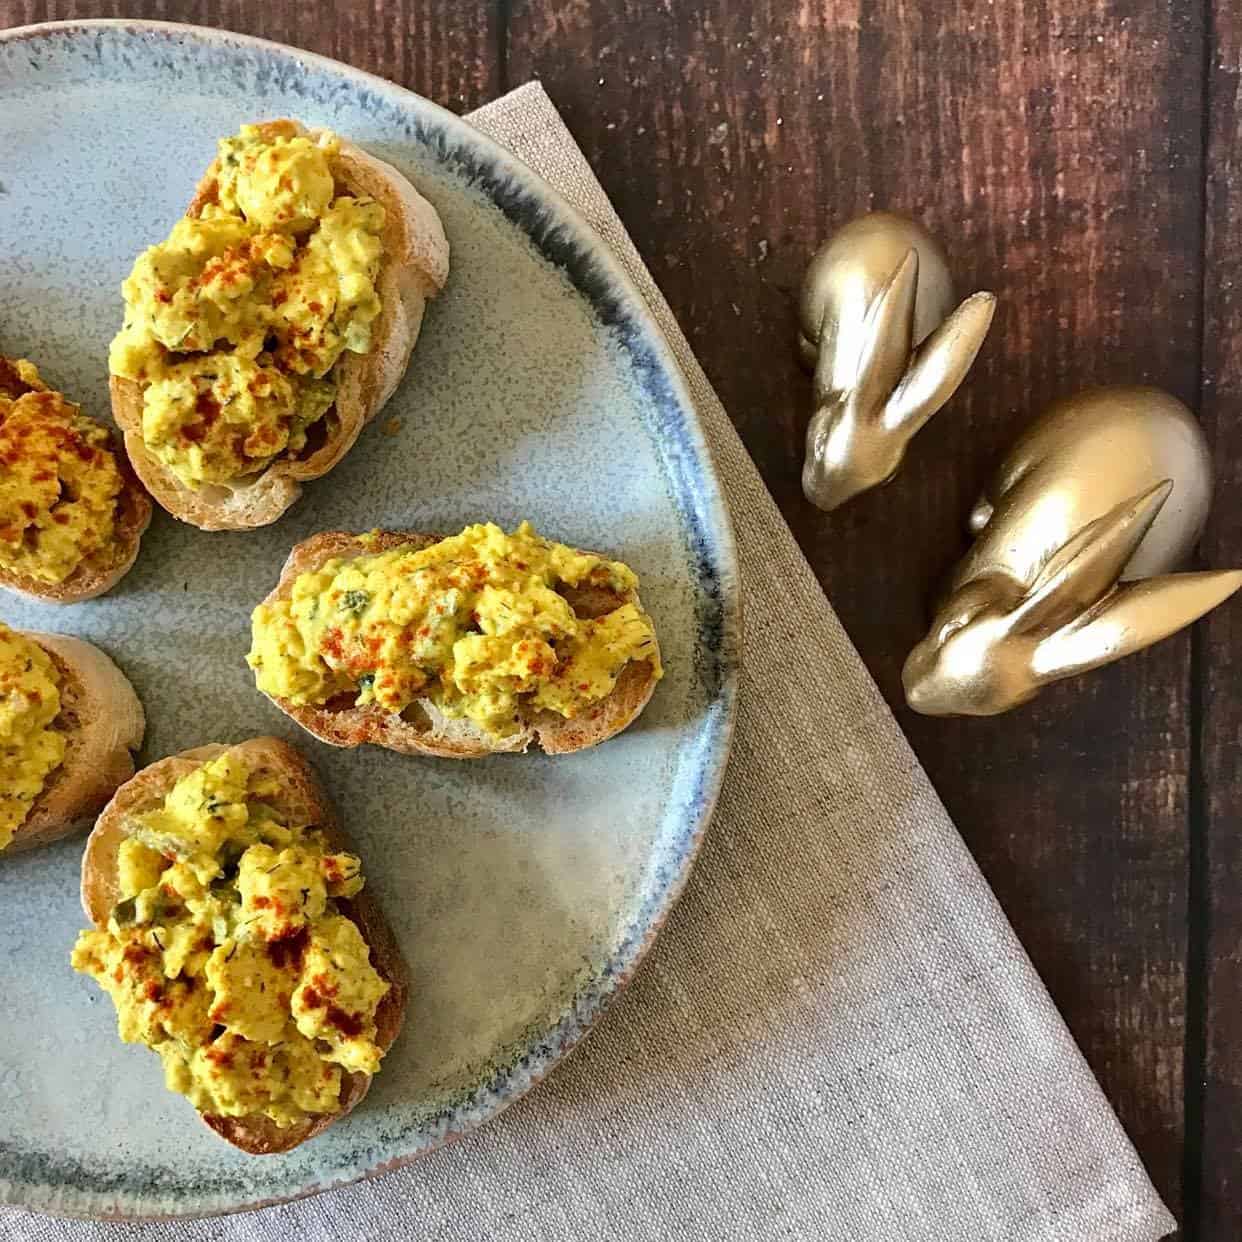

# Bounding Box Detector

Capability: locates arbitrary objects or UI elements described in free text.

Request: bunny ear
[1006,480,1173,635]
[1032,570,1242,682]
[842,248,919,414]
[882,291,996,437]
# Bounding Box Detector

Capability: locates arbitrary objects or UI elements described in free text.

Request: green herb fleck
[112,896,139,926]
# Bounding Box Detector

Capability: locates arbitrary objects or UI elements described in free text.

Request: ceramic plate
[0,20,738,1219]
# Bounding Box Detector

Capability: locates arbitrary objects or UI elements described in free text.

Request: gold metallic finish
[903,386,1242,716]
[798,211,995,512]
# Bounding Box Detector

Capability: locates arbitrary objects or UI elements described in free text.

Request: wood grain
[1198,2,1242,1238]
[0,0,499,110]
[507,0,1202,1220]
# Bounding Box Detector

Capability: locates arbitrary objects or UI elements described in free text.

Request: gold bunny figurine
[798,212,996,511]
[903,387,1242,716]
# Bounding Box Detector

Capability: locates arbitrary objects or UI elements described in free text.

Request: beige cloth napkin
[9,83,1175,1242]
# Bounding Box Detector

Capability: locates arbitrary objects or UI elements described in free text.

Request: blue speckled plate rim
[0,17,742,1221]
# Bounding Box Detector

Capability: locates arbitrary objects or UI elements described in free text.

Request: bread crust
[0,364,153,604]
[5,632,145,854]
[79,736,409,1155]
[111,120,449,531]
[255,531,661,758]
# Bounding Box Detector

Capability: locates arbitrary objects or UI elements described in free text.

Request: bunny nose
[803,463,870,513]
[900,650,935,713]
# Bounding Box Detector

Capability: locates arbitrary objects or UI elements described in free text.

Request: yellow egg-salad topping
[248,521,663,739]
[71,751,390,1127]
[0,623,66,851]
[0,360,125,584]
[108,121,386,489]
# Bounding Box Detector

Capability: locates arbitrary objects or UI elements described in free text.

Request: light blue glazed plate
[0,20,738,1220]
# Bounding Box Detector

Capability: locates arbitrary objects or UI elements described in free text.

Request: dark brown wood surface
[0,2,1234,1237]
[1200,2,1242,1238]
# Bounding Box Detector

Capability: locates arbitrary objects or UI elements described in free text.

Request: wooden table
[4,2,1237,1237]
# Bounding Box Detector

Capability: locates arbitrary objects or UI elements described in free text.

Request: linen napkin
[8,82,1176,1242]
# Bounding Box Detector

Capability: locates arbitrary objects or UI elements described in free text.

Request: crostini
[247,522,664,757]
[109,119,449,531]
[71,737,407,1153]
[0,623,144,854]
[0,357,152,603]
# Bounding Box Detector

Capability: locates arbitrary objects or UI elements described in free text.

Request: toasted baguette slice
[111,120,450,532]
[6,632,145,854]
[256,531,661,758]
[0,359,153,603]
[80,736,409,1154]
